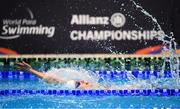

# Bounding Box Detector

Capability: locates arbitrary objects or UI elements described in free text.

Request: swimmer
[15,61,107,90]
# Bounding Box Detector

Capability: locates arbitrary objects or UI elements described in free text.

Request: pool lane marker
[0,70,178,79]
[0,89,180,96]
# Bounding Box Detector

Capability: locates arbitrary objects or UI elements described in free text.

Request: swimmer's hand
[15,61,32,71]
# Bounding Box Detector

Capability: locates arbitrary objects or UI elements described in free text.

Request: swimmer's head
[75,80,92,89]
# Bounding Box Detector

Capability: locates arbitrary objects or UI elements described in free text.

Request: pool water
[0,70,180,108]
[1,94,180,108]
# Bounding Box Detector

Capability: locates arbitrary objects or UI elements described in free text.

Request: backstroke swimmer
[15,61,108,90]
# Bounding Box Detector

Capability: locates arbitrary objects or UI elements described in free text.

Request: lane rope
[0,89,179,96]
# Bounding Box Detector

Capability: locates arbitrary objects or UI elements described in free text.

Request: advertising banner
[0,0,179,54]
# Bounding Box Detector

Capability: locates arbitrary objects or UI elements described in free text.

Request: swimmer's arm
[28,68,66,83]
[27,68,66,83]
[27,68,46,79]
[15,61,66,83]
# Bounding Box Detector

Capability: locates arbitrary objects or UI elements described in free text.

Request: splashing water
[45,0,179,89]
[46,67,98,83]
[129,0,179,86]
[44,67,180,89]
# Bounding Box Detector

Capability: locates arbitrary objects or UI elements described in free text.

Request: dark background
[0,0,179,54]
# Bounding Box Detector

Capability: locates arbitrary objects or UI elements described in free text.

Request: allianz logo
[71,13,126,28]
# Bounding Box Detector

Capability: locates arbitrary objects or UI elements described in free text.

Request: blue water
[0,94,180,108]
[0,71,180,108]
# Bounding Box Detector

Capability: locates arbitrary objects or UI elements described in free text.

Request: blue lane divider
[0,70,179,79]
[0,89,179,96]
[96,70,177,79]
[0,71,37,80]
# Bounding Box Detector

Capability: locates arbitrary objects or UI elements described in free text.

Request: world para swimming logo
[0,8,55,40]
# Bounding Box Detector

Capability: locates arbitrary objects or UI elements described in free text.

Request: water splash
[43,67,180,89]
[130,0,179,86]
[106,0,178,88]
[94,0,180,87]
[43,0,179,89]
[45,67,99,87]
